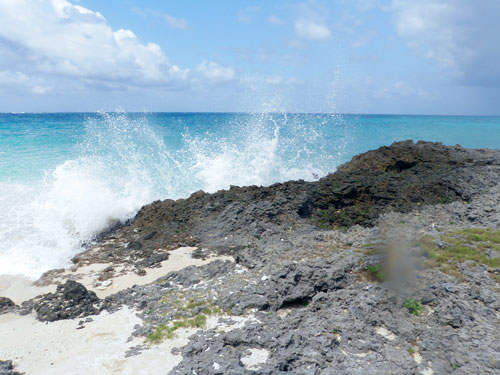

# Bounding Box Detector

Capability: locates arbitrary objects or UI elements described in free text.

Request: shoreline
[0,247,239,375]
[0,246,233,304]
[0,308,257,375]
[1,140,500,374]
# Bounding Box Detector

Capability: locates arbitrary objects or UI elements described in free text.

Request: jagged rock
[0,297,16,314]
[22,280,101,322]
[300,140,500,227]
[9,141,500,374]
[221,258,355,314]
[0,360,22,375]
[73,141,500,269]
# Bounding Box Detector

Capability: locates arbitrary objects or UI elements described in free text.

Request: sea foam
[0,111,341,278]
[0,113,166,278]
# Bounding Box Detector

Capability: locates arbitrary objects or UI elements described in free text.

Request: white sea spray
[0,111,343,278]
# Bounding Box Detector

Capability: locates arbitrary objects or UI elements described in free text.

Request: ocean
[1,112,499,279]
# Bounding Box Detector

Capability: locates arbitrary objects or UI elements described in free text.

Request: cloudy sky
[0,0,499,115]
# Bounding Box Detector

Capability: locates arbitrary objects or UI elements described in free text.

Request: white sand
[0,247,246,375]
[0,246,233,303]
[1,308,143,375]
[0,308,258,375]
[89,247,233,298]
[375,326,396,341]
[0,247,246,374]
[241,348,270,370]
[0,274,54,305]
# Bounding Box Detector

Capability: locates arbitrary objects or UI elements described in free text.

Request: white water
[1,113,175,278]
[0,111,341,278]
[184,112,333,192]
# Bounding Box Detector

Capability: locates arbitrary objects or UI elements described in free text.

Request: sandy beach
[0,247,242,375]
[0,246,233,303]
[0,307,260,375]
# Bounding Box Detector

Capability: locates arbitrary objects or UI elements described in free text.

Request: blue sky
[0,0,499,115]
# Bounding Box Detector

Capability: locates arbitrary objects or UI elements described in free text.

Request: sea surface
[1,112,499,278]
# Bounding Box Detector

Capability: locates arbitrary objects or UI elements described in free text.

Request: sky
[0,0,499,115]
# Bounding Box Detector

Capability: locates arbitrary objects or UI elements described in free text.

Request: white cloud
[390,0,500,85]
[268,15,284,25]
[373,81,432,99]
[0,70,28,86]
[164,14,188,30]
[32,85,52,94]
[0,0,189,89]
[0,70,53,94]
[196,61,235,82]
[294,19,331,40]
[131,8,188,31]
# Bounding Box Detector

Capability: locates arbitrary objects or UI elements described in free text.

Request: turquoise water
[1,112,499,277]
[3,113,500,183]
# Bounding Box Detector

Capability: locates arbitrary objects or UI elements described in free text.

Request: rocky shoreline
[1,140,500,374]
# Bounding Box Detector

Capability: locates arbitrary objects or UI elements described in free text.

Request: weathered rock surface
[301,140,500,227]
[72,140,500,269]
[11,141,500,374]
[0,297,16,314]
[0,361,22,375]
[21,280,102,322]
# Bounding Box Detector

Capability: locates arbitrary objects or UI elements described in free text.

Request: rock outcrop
[0,360,22,375]
[21,280,101,322]
[0,297,16,314]
[72,141,500,268]
[12,140,500,374]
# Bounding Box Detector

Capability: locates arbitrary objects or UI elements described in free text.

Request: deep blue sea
[1,112,499,278]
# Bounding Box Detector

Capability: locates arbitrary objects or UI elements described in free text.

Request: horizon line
[1,111,499,117]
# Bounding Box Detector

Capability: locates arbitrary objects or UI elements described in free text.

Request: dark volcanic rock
[0,360,22,375]
[170,265,500,375]
[0,297,16,314]
[222,258,355,314]
[3,141,500,374]
[74,141,500,269]
[300,140,500,227]
[21,280,101,322]
[40,140,499,375]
